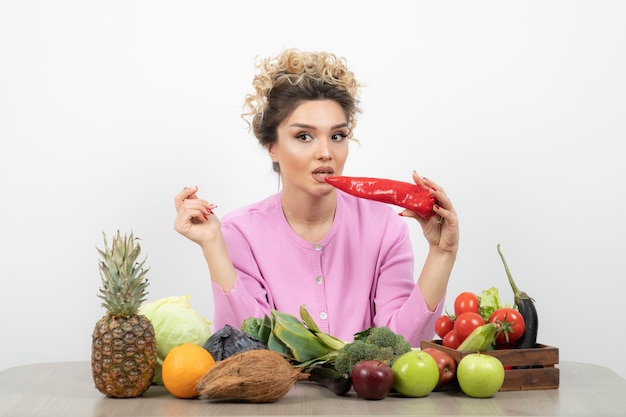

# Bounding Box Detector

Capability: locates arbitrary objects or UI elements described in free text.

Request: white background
[2,1,625,380]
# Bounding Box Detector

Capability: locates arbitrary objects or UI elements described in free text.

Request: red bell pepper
[325,176,437,219]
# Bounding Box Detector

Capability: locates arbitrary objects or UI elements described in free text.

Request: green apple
[456,353,505,398]
[391,350,439,397]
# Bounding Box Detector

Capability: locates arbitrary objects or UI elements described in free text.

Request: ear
[267,143,279,163]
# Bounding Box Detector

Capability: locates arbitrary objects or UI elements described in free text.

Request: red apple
[422,348,457,390]
[351,360,394,400]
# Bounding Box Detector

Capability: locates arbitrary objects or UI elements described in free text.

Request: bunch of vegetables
[241,306,411,370]
[435,244,539,352]
[238,305,411,396]
[195,318,412,403]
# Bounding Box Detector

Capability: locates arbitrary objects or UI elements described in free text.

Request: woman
[174,49,459,346]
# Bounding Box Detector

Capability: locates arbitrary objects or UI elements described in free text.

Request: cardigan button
[319,312,328,320]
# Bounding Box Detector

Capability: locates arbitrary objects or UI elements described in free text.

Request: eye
[296,133,313,142]
[331,133,348,142]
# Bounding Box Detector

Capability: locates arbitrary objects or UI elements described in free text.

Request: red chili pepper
[324,176,437,219]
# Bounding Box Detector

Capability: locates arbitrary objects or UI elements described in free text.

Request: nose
[316,138,332,161]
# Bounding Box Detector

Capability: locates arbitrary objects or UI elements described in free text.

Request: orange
[162,342,216,398]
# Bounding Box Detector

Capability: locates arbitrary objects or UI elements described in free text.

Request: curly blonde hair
[242,49,362,173]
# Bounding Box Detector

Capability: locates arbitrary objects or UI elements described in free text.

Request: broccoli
[334,326,412,374]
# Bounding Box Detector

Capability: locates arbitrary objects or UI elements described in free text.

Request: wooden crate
[420,340,559,391]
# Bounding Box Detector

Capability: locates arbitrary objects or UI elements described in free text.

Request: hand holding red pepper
[400,172,458,255]
[400,172,459,312]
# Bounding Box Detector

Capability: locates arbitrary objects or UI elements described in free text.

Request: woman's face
[269,99,349,198]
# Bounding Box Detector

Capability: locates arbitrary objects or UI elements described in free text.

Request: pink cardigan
[212,191,444,346]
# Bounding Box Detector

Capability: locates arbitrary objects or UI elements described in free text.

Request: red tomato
[434,315,455,339]
[454,292,480,317]
[488,307,526,348]
[442,329,462,349]
[454,312,485,342]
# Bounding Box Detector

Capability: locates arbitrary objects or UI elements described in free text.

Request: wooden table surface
[1,361,625,417]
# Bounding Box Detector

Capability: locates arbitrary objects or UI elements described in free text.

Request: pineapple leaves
[97,230,150,317]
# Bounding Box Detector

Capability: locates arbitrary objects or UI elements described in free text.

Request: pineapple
[91,230,157,398]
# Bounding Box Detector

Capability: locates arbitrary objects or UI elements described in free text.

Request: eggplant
[307,365,352,396]
[497,244,539,349]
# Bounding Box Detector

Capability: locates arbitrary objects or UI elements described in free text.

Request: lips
[313,166,334,176]
[312,167,334,182]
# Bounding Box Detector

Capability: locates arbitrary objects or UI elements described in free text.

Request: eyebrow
[288,122,349,130]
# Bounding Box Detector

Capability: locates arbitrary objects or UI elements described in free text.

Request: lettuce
[139,294,212,384]
[478,287,502,322]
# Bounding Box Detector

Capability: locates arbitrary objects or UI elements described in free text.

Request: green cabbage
[139,294,212,384]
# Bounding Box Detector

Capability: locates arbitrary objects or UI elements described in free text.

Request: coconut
[197,349,308,403]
